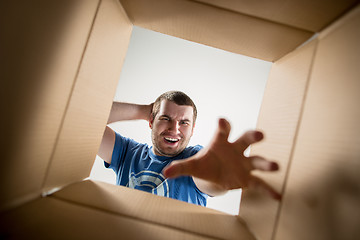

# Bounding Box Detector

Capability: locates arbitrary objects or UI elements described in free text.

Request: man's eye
[180,121,190,125]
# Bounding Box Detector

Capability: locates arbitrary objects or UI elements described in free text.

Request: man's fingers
[248,156,279,171]
[163,158,198,179]
[214,118,231,142]
[233,130,264,152]
[248,176,282,200]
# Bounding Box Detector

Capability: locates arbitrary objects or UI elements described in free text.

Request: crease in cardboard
[117,0,133,26]
[41,187,62,197]
[40,0,103,193]
[319,3,360,40]
[295,33,319,50]
[271,39,319,240]
[0,192,40,215]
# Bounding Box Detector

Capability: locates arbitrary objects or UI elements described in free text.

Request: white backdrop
[90,26,272,215]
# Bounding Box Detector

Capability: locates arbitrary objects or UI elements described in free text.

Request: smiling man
[150,96,195,157]
[98,91,281,206]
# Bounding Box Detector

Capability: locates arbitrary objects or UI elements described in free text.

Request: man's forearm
[107,102,152,124]
[193,177,227,197]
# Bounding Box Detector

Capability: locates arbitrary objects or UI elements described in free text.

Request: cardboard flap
[120,0,313,61]
[0,197,214,239]
[240,39,318,240]
[52,180,256,240]
[195,0,358,32]
[275,6,360,240]
[0,0,132,212]
[0,0,100,212]
[42,0,132,193]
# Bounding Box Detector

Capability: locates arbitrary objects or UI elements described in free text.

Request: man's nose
[168,121,180,132]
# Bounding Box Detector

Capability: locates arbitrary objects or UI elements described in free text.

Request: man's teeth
[165,137,179,142]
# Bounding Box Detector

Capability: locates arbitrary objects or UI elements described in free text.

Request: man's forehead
[159,100,194,119]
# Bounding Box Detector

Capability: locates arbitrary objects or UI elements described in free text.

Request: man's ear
[149,115,154,129]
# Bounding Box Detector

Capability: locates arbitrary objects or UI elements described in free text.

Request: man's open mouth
[164,137,179,143]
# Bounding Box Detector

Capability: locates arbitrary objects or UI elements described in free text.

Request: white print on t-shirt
[127,170,169,197]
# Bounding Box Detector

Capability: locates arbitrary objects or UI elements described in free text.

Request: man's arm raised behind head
[107,102,153,124]
[98,102,153,164]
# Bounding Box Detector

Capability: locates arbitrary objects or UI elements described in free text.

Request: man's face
[150,100,194,157]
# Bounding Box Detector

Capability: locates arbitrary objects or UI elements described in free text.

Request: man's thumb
[216,118,231,141]
[163,159,196,179]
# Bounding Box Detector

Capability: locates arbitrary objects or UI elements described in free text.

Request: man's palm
[163,118,281,200]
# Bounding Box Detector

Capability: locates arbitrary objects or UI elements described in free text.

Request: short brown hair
[152,91,197,124]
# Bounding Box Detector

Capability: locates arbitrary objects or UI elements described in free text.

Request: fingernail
[270,162,279,171]
[219,118,230,134]
[255,131,264,141]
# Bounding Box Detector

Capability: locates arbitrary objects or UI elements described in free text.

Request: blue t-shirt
[105,132,208,206]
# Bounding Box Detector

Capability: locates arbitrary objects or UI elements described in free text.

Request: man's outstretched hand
[163,118,281,200]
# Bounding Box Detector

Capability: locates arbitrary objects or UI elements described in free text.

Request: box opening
[90,26,273,215]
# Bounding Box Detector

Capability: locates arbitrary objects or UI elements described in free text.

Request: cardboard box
[1,0,359,239]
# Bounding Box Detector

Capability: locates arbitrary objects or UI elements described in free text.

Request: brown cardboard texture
[195,0,358,32]
[240,39,318,240]
[52,180,255,240]
[1,0,102,211]
[120,0,313,62]
[0,195,215,240]
[275,7,360,240]
[1,0,360,239]
[41,0,132,194]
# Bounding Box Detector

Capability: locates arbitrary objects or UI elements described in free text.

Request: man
[98,91,281,206]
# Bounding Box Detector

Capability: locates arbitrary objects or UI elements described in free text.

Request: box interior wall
[1,0,359,239]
